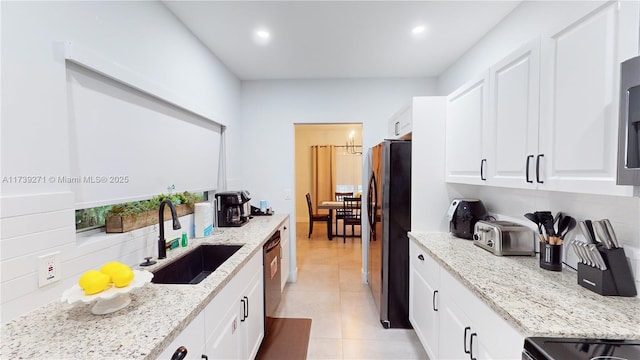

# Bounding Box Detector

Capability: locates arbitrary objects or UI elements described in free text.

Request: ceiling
[163,1,521,80]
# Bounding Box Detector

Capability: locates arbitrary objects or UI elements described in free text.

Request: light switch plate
[38,252,61,287]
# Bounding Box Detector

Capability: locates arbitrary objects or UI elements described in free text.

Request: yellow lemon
[78,270,111,295]
[99,262,126,278]
[100,262,134,288]
[111,266,134,288]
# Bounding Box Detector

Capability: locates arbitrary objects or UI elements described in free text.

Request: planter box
[105,203,195,233]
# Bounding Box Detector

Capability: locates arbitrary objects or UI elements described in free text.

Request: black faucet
[158,199,182,259]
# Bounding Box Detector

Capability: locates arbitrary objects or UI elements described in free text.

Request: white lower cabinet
[158,312,206,360]
[409,240,524,360]
[205,250,264,360]
[241,267,265,359]
[409,241,440,359]
[158,250,264,360]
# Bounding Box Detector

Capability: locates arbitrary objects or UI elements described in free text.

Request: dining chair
[342,196,362,243]
[334,191,353,231]
[306,193,330,238]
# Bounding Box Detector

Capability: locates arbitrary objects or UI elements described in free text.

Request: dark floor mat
[256,317,312,360]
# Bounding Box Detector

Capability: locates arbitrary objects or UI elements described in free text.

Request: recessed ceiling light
[253,28,272,45]
[411,25,426,35]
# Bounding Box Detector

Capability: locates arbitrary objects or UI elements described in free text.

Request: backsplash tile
[1,192,198,323]
[453,185,640,249]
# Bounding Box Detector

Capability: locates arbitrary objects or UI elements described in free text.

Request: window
[75,191,207,232]
[336,147,362,196]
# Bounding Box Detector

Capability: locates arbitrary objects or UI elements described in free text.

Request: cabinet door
[538,0,638,196]
[438,297,472,360]
[409,265,439,359]
[388,103,412,139]
[487,40,540,188]
[205,304,241,360]
[241,267,265,360]
[157,312,206,360]
[446,72,490,185]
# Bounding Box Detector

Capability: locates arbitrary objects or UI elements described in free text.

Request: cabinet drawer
[410,240,439,287]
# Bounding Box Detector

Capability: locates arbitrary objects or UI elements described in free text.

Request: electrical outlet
[38,252,61,287]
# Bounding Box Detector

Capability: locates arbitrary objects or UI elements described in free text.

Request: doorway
[294,123,363,234]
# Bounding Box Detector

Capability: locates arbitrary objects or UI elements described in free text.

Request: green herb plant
[106,191,203,218]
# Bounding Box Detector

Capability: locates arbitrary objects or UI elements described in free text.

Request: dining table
[317,200,361,240]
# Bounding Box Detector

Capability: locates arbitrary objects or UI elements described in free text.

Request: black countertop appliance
[448,198,488,239]
[215,191,251,227]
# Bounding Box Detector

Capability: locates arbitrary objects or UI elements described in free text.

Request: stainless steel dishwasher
[263,230,281,334]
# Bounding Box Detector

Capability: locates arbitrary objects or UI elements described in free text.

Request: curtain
[311,145,336,213]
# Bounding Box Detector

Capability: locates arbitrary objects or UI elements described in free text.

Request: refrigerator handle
[367,172,378,228]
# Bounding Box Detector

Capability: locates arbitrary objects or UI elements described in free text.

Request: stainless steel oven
[617,55,640,185]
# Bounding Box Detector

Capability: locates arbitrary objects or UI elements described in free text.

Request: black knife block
[577,246,637,297]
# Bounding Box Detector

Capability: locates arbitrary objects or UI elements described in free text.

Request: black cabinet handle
[480,159,487,181]
[201,355,208,360]
[240,298,246,322]
[432,290,438,311]
[244,296,249,319]
[536,154,544,184]
[470,333,477,360]
[464,326,471,354]
[171,346,187,360]
[526,155,534,183]
[417,254,424,261]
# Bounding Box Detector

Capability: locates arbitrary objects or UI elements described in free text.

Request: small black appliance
[215,191,251,227]
[448,198,488,239]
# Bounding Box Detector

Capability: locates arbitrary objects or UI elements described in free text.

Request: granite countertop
[0,214,288,360]
[408,232,640,339]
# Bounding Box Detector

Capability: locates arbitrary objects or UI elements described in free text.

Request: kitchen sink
[151,244,243,285]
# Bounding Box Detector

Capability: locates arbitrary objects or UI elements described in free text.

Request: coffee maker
[215,191,251,227]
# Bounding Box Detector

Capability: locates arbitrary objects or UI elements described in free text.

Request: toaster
[473,220,535,256]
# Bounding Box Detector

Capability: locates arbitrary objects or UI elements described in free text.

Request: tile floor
[274,222,428,359]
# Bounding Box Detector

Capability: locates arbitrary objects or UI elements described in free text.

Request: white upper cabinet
[486,40,541,188]
[445,0,639,196]
[445,72,490,185]
[538,0,638,196]
[388,102,413,139]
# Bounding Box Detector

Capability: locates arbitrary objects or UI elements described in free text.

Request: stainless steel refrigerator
[367,139,412,329]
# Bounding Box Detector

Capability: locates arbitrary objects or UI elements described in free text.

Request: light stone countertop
[409,232,640,340]
[0,214,288,360]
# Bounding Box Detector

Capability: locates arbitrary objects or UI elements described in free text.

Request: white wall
[0,1,241,323]
[240,77,437,281]
[240,78,437,216]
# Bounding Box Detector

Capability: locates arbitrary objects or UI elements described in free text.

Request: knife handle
[585,220,597,244]
[593,221,612,249]
[589,244,607,271]
[602,219,620,248]
[578,221,594,244]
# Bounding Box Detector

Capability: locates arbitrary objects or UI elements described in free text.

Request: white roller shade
[66,64,221,208]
